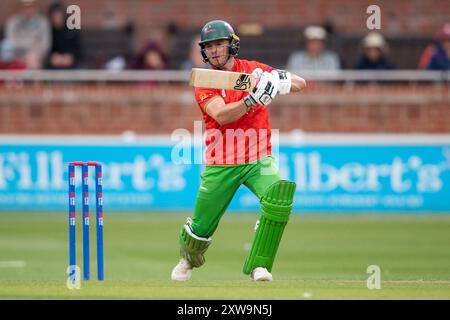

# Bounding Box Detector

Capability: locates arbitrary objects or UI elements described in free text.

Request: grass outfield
[0,213,449,299]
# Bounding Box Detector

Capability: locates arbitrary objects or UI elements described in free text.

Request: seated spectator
[5,0,51,69]
[421,23,450,71]
[0,40,27,70]
[286,25,341,71]
[181,36,206,70]
[355,32,395,70]
[45,1,81,69]
[130,41,168,70]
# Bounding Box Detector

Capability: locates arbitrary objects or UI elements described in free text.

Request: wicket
[68,161,104,282]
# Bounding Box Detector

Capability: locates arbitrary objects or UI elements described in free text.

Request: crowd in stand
[286,24,449,71]
[0,0,449,72]
[0,0,81,70]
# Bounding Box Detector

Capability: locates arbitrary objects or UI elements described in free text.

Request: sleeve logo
[199,92,208,101]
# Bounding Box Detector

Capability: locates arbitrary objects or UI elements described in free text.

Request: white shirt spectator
[5,9,51,68]
[286,25,341,72]
[287,50,341,71]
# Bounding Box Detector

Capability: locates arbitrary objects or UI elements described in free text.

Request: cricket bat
[189,68,256,92]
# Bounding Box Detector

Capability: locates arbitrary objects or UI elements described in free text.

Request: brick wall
[1,0,449,49]
[1,83,449,134]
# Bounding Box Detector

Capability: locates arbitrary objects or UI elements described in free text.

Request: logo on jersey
[221,89,226,98]
[234,74,252,91]
[199,92,209,101]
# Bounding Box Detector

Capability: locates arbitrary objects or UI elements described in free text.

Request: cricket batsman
[171,20,306,281]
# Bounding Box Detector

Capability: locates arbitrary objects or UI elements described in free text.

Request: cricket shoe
[171,258,193,281]
[250,267,273,281]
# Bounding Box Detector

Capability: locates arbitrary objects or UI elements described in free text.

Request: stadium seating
[169,27,434,70]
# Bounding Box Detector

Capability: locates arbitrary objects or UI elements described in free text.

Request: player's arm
[205,71,279,126]
[290,73,307,92]
[204,96,247,126]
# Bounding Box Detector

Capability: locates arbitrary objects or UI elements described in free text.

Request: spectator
[181,36,206,70]
[422,23,450,71]
[355,32,395,70]
[0,40,26,70]
[286,25,341,71]
[5,0,51,69]
[45,1,82,69]
[130,41,168,70]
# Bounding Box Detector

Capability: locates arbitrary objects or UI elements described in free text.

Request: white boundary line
[0,261,26,268]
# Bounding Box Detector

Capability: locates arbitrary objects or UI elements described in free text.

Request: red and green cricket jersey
[194,59,275,165]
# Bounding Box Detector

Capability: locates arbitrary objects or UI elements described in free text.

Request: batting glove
[243,71,279,111]
[271,69,291,95]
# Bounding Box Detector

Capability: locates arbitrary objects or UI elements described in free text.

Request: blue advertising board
[1,135,449,213]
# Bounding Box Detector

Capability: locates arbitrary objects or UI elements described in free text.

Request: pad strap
[179,219,212,268]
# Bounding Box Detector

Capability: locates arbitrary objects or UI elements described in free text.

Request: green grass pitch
[0,213,449,299]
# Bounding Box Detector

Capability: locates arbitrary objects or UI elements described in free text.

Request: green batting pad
[179,221,212,268]
[243,180,296,274]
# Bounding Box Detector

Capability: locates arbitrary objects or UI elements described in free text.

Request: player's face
[204,39,230,67]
